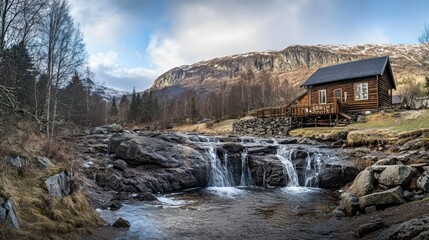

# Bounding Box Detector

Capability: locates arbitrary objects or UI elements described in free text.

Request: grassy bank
[289,109,429,145]
[171,118,245,135]
[171,110,429,147]
[0,121,101,239]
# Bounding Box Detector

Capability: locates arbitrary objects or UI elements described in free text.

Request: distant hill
[151,44,426,94]
[82,78,130,100]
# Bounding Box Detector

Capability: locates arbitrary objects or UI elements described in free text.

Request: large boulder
[348,168,375,197]
[340,192,360,216]
[359,186,405,210]
[45,170,74,197]
[220,143,244,154]
[248,155,285,187]
[376,216,429,240]
[318,163,359,189]
[378,165,414,188]
[417,171,429,192]
[108,133,132,154]
[0,197,20,229]
[109,133,187,167]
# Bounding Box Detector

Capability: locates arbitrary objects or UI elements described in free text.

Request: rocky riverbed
[73,125,429,239]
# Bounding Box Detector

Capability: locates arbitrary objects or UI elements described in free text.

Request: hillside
[82,78,130,100]
[151,44,426,93]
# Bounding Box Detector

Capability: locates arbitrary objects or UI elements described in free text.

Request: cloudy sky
[70,0,429,91]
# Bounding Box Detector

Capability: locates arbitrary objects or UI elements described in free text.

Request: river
[97,186,338,239]
[95,136,347,239]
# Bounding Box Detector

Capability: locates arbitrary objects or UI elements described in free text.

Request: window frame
[319,89,327,104]
[334,88,342,103]
[354,82,369,101]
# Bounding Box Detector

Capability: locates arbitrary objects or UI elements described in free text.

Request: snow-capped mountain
[151,44,426,92]
[82,78,130,100]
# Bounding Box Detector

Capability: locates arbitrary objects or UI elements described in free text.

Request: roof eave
[301,74,378,88]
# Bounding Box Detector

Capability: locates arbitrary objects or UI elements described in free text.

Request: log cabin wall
[307,76,379,113]
[378,72,394,108]
[296,91,310,106]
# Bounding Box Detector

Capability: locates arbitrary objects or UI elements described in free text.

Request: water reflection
[98,187,337,240]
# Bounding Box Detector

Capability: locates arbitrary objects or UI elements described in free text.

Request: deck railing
[256,103,346,118]
[256,106,288,118]
[289,103,338,117]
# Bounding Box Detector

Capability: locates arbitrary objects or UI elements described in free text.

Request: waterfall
[303,152,323,187]
[277,147,300,187]
[277,146,327,187]
[207,146,235,187]
[262,164,267,187]
[239,149,252,186]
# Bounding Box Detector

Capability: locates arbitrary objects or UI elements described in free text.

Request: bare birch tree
[41,0,86,139]
[0,0,46,52]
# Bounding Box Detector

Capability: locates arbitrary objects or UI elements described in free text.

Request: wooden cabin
[257,56,396,125]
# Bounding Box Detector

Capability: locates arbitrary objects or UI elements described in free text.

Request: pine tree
[191,95,200,123]
[136,92,142,119]
[109,96,118,116]
[141,91,159,122]
[119,94,129,122]
[60,73,87,125]
[127,87,139,122]
[0,42,36,111]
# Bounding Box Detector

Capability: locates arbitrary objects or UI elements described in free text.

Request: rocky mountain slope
[82,78,129,100]
[151,44,427,93]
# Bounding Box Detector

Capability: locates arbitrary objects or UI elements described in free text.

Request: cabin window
[334,89,342,103]
[319,89,327,104]
[355,82,368,100]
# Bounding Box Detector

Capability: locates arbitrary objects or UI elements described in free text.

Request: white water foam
[206,187,244,198]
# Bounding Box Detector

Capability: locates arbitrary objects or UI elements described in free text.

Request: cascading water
[276,147,300,187]
[207,146,235,187]
[277,146,328,187]
[239,149,252,186]
[303,152,324,187]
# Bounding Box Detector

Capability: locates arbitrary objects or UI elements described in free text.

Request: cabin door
[334,89,342,103]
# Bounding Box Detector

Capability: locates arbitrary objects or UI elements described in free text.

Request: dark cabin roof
[301,56,396,89]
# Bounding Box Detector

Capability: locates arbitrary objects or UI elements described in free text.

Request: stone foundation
[233,117,292,136]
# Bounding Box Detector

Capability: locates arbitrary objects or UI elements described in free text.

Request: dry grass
[0,121,102,239]
[289,109,429,146]
[288,127,345,139]
[346,110,429,146]
[172,118,243,135]
[349,110,429,131]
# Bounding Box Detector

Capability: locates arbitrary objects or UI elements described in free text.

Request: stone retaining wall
[232,117,292,136]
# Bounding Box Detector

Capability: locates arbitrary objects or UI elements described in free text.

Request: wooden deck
[256,103,348,118]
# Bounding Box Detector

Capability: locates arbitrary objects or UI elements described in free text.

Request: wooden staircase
[339,112,352,120]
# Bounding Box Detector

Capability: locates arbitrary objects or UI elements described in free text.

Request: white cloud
[146,35,187,71]
[147,0,325,68]
[88,51,158,91]
[88,51,118,69]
